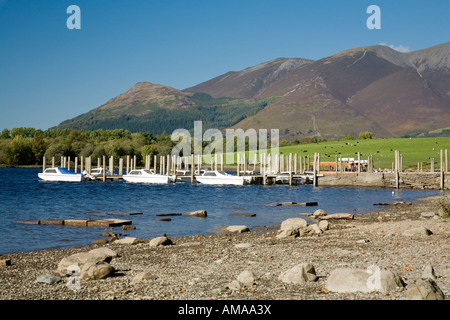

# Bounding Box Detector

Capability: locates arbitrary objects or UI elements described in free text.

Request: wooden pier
[41,148,449,189]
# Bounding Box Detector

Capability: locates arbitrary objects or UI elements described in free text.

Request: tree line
[0,127,174,167]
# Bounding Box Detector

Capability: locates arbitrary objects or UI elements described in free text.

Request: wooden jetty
[17,218,132,228]
[41,148,449,190]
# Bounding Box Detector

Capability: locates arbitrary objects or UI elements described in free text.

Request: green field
[278,137,450,170]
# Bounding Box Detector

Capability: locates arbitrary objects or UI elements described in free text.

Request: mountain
[56,82,272,135]
[55,42,450,139]
[185,58,313,99]
[190,43,450,139]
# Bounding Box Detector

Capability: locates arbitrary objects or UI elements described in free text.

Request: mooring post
[190,154,194,183]
[42,156,46,172]
[119,158,123,177]
[440,149,444,190]
[102,155,106,182]
[74,157,78,173]
[395,150,399,189]
[313,153,318,187]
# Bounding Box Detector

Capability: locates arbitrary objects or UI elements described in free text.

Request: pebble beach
[0,194,448,301]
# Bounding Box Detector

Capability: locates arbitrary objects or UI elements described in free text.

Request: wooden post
[154,155,157,173]
[357,152,360,174]
[126,155,130,174]
[288,153,292,186]
[133,155,137,170]
[237,153,240,176]
[190,154,195,183]
[167,154,171,175]
[87,157,92,174]
[214,153,218,171]
[102,155,106,182]
[313,153,318,187]
[80,156,84,173]
[52,157,55,168]
[67,156,71,171]
[74,157,78,173]
[119,158,123,177]
[445,149,448,172]
[440,149,444,190]
[395,150,399,189]
[42,156,46,172]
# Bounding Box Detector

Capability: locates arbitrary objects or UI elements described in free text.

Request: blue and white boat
[38,167,87,182]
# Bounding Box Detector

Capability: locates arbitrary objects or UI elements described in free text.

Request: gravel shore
[0,194,448,301]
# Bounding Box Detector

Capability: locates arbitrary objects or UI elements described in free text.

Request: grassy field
[278,137,450,170]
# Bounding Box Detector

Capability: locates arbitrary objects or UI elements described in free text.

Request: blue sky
[1,0,449,130]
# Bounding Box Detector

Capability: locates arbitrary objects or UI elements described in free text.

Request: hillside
[56,82,273,135]
[55,42,450,139]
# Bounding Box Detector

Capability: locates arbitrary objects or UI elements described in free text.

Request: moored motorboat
[195,170,251,185]
[122,169,176,184]
[38,167,87,182]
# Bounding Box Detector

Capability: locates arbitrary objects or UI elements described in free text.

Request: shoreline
[0,194,448,300]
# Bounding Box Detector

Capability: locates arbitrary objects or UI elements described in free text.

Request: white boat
[195,170,252,185]
[38,167,87,182]
[90,167,111,177]
[123,169,176,184]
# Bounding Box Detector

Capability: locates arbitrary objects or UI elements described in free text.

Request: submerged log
[319,213,354,220]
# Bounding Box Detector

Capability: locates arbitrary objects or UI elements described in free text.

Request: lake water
[0,168,439,254]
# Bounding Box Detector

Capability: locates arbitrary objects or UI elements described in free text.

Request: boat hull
[195,177,246,185]
[38,173,84,182]
[122,175,173,184]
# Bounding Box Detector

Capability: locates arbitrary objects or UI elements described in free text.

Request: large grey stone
[402,226,433,237]
[276,218,308,238]
[149,236,173,247]
[406,279,445,300]
[80,261,115,281]
[57,247,118,275]
[36,274,62,284]
[237,270,256,286]
[325,267,405,294]
[279,263,317,284]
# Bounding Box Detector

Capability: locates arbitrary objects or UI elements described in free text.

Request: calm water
[0,168,439,254]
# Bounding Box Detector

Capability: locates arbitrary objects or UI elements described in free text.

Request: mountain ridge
[54,42,450,139]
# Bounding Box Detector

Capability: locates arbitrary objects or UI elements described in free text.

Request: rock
[406,279,445,300]
[226,225,250,233]
[113,237,141,245]
[149,236,173,247]
[422,265,437,281]
[276,218,308,238]
[185,210,207,218]
[237,270,256,286]
[279,263,317,284]
[311,209,327,218]
[92,239,109,245]
[121,224,136,230]
[420,211,436,218]
[57,247,117,276]
[235,243,252,249]
[80,261,115,281]
[318,220,329,231]
[308,223,322,235]
[0,259,11,267]
[325,267,405,294]
[227,280,241,291]
[319,213,354,220]
[402,226,433,237]
[36,274,62,284]
[131,271,158,284]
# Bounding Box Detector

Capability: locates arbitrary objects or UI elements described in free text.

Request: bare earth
[0,195,448,301]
